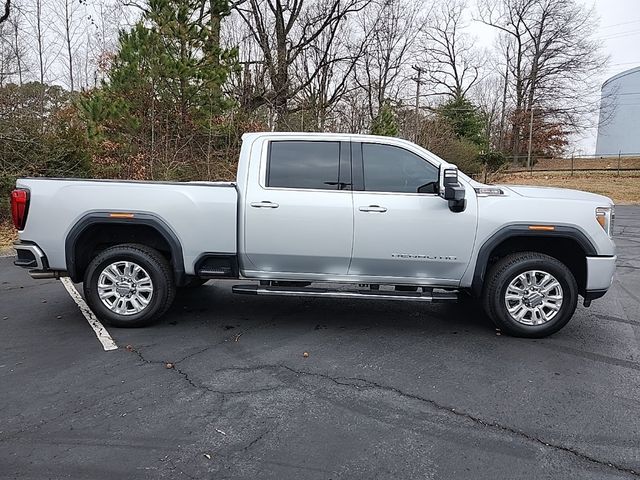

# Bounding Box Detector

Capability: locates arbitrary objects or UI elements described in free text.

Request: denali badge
[391,253,457,261]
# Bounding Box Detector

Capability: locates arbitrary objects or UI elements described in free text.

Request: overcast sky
[468,0,640,154]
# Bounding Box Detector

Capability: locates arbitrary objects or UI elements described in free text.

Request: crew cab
[11,133,616,337]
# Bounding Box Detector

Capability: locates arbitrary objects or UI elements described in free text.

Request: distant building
[596,66,640,156]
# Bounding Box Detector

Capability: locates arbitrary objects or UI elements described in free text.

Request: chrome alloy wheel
[504,270,563,325]
[97,261,153,315]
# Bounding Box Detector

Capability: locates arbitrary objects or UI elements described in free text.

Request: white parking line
[60,277,118,351]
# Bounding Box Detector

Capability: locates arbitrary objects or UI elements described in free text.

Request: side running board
[231,284,458,302]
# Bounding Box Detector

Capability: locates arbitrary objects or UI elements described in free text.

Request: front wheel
[483,252,578,338]
[83,244,176,328]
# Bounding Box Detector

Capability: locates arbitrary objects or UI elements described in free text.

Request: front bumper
[585,255,616,292]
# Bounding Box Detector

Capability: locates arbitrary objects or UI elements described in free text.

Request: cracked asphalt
[1,205,639,479]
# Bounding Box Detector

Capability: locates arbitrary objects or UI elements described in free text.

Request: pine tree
[438,96,486,148]
[106,0,237,127]
[371,101,399,137]
[79,0,239,180]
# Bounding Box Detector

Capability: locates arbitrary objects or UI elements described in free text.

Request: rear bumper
[585,255,616,293]
[13,242,65,279]
[14,242,48,270]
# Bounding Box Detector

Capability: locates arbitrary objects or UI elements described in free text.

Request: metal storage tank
[596,66,640,156]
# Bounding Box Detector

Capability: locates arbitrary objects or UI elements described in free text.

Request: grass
[492,171,640,205]
[522,156,640,172]
[0,221,17,253]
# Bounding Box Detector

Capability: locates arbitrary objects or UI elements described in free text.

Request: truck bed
[16,178,238,275]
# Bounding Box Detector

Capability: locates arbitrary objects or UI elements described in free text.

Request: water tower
[596,66,640,156]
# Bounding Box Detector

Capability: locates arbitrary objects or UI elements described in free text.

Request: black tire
[482,252,578,338]
[83,244,176,328]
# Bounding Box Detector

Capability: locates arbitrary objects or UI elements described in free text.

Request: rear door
[243,139,354,277]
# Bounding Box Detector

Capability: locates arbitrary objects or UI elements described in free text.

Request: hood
[500,185,613,205]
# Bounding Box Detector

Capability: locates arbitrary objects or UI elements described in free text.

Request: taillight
[10,189,30,230]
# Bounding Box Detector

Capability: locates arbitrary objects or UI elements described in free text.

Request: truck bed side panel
[16,179,238,275]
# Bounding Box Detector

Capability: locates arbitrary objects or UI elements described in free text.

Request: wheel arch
[471,225,597,297]
[65,212,185,284]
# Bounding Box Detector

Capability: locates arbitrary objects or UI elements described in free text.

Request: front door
[243,139,353,278]
[349,141,477,284]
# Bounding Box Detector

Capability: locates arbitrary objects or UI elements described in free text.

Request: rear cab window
[267,141,349,190]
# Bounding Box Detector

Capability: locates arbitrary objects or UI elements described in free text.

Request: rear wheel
[483,252,578,338]
[83,244,176,327]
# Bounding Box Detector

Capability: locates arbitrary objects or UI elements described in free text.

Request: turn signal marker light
[528,225,555,231]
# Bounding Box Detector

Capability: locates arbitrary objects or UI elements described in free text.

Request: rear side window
[267,141,341,190]
[362,143,439,194]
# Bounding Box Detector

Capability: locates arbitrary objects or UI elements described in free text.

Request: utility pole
[412,65,426,143]
[526,106,534,169]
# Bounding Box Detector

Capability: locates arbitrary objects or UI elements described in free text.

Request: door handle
[359,205,387,213]
[250,201,279,209]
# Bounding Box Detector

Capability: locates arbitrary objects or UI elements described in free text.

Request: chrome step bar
[231,284,458,302]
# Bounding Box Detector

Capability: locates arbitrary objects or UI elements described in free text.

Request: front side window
[267,141,341,190]
[362,143,439,194]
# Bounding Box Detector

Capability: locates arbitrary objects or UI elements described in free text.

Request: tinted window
[268,141,341,190]
[362,143,439,193]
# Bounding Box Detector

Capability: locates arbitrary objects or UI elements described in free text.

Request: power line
[608,91,640,96]
[599,29,640,41]
[608,61,640,67]
[600,18,640,30]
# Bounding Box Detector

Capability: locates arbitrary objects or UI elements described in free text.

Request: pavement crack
[173,365,201,390]
[127,347,283,398]
[277,364,640,478]
[243,428,270,451]
[125,351,639,477]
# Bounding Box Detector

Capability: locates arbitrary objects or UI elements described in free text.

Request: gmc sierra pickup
[11,132,616,337]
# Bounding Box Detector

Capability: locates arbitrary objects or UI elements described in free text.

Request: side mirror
[441,167,466,212]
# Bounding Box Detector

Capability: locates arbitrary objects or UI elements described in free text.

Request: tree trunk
[64,0,74,92]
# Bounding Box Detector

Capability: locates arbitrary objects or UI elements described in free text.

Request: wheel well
[481,236,587,294]
[69,223,174,282]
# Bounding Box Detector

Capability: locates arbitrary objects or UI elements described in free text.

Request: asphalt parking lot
[1,206,639,479]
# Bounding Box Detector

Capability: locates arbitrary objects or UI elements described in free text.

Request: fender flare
[471,224,598,296]
[65,212,185,283]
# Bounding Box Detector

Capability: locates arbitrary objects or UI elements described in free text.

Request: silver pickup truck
[11,132,616,337]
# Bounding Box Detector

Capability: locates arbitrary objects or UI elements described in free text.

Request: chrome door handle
[250,201,279,208]
[359,205,387,213]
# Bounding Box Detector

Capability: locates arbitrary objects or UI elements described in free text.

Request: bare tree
[422,0,483,100]
[474,73,503,148]
[34,0,44,85]
[234,0,370,130]
[223,12,269,115]
[0,1,10,24]
[0,0,17,85]
[354,0,423,122]
[63,0,74,91]
[10,9,22,85]
[50,0,85,92]
[292,18,367,131]
[479,0,606,157]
